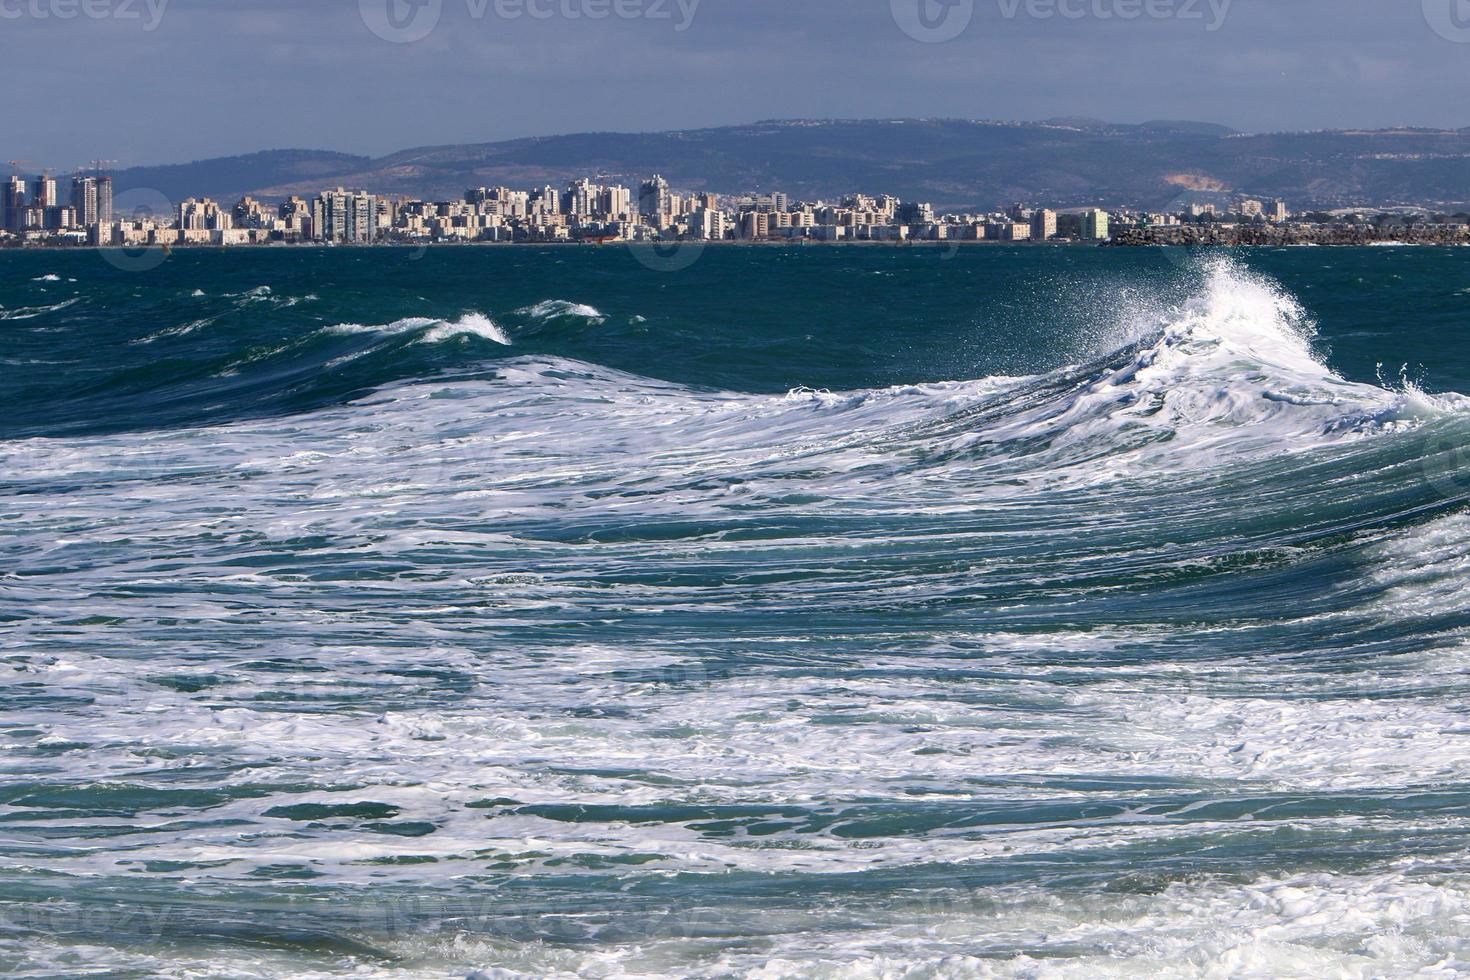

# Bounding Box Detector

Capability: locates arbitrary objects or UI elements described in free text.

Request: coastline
[5,235,1469,253]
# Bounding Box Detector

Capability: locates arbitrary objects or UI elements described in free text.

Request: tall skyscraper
[30,176,56,209]
[97,176,113,229]
[566,178,598,219]
[72,177,98,228]
[2,176,24,231]
[601,184,631,217]
[639,175,670,220]
[313,189,378,243]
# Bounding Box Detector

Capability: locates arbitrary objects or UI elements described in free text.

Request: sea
[3,243,1470,978]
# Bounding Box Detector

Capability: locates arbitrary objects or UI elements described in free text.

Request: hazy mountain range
[96,118,1470,212]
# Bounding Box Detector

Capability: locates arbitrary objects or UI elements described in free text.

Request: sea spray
[5,245,1470,977]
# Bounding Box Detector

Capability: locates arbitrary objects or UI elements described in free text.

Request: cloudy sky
[5,0,1470,168]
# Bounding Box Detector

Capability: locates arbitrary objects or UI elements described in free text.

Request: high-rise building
[279,196,311,238]
[1270,200,1288,222]
[566,178,598,219]
[639,175,670,220]
[1030,208,1057,241]
[739,210,770,240]
[232,196,268,229]
[690,208,725,240]
[313,189,378,243]
[178,197,231,231]
[1000,222,1031,242]
[1079,208,1110,241]
[71,177,98,228]
[2,176,24,231]
[601,184,631,217]
[29,176,56,209]
[43,205,75,232]
[897,201,934,225]
[530,186,560,216]
[96,176,112,229]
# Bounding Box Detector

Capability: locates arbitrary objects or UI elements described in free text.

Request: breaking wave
[6,250,1470,977]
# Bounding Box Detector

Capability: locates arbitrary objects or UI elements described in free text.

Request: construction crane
[7,159,30,176]
[71,161,117,181]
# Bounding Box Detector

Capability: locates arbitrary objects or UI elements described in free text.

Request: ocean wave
[324,312,510,346]
[324,316,439,336]
[7,250,1470,977]
[420,312,512,345]
[0,297,80,320]
[894,257,1469,485]
[517,299,607,323]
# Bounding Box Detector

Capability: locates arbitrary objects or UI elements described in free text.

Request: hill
[100,119,1470,211]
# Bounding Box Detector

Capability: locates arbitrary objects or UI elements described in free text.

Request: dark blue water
[3,244,1470,977]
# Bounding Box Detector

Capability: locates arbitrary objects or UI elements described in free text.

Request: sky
[4,0,1470,168]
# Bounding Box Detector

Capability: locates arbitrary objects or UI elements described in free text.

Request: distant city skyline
[11,163,1467,253]
[4,0,1470,169]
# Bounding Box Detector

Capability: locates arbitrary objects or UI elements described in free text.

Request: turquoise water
[3,244,1470,977]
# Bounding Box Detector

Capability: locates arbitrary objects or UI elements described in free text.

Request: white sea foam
[284,259,1457,501]
[6,256,1470,977]
[324,316,439,336]
[421,312,511,345]
[323,312,510,346]
[519,299,607,323]
[0,296,79,320]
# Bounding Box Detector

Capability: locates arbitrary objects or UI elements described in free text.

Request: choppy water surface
[4,245,1470,978]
